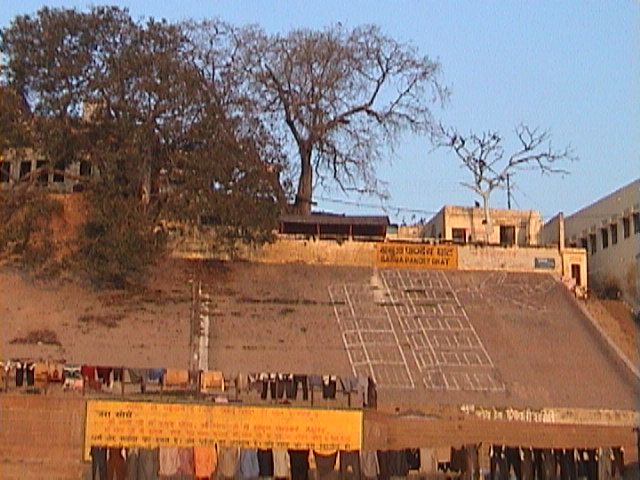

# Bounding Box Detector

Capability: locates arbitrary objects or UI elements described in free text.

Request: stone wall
[457,244,562,273]
[253,238,586,286]
[172,234,586,289]
[2,394,635,478]
[0,395,87,479]
[251,237,376,267]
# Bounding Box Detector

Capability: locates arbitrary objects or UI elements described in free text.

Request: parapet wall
[457,244,562,274]
[253,237,583,280]
[1,394,636,478]
[171,234,587,288]
[251,237,376,267]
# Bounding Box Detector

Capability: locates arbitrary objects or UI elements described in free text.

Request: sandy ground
[1,260,638,413]
[584,297,638,366]
[2,259,640,478]
[1,260,192,368]
[195,262,638,411]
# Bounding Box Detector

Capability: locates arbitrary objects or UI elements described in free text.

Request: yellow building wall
[423,206,543,246]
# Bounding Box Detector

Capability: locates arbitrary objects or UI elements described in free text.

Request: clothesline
[88,443,625,480]
[0,359,378,409]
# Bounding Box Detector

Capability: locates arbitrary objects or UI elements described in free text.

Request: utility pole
[188,279,199,377]
[189,280,210,383]
[506,174,512,209]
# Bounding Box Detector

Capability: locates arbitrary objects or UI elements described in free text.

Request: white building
[542,179,640,308]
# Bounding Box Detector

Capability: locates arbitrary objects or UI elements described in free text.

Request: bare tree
[240,24,447,214]
[435,124,576,241]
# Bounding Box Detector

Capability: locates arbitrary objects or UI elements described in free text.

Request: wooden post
[310,385,314,406]
[44,360,49,395]
[121,367,125,397]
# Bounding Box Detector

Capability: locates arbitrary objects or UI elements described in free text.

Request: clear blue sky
[1,1,638,223]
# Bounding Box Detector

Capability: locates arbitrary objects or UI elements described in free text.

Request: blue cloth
[147,368,165,382]
[308,374,322,388]
[340,376,359,392]
[239,448,260,479]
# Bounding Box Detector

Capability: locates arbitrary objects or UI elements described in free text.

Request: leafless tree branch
[434,122,577,238]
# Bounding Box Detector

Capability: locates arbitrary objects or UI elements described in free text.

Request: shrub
[78,185,165,288]
[0,190,63,270]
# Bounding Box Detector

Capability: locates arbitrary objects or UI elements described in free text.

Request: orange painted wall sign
[375,243,458,269]
[84,400,362,460]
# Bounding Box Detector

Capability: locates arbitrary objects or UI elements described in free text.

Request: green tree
[0,86,31,149]
[1,7,284,286]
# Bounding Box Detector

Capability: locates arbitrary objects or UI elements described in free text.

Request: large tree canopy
[1,7,450,283]
[0,7,284,285]
[239,24,447,214]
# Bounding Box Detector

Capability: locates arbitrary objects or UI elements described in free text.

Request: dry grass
[77,313,125,329]
[10,329,61,346]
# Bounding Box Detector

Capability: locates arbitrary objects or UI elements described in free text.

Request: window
[53,161,65,183]
[623,217,630,238]
[452,228,466,244]
[36,160,48,185]
[601,227,608,249]
[80,160,92,177]
[610,223,618,245]
[19,161,32,179]
[0,162,10,182]
[589,233,597,254]
[500,225,516,246]
[634,212,640,235]
[580,237,588,250]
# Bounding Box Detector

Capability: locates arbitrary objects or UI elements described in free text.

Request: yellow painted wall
[84,400,362,459]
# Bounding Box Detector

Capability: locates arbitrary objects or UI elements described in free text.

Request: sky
[1,1,638,224]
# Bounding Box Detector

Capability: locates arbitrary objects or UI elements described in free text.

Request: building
[279,213,389,241]
[422,205,543,246]
[542,179,640,308]
[0,148,95,193]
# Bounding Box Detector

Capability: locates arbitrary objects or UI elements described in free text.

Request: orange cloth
[200,371,225,391]
[164,368,189,387]
[194,446,218,478]
[34,362,49,383]
[48,363,64,382]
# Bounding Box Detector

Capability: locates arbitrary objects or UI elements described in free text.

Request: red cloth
[178,448,194,474]
[81,365,96,380]
[96,367,113,383]
[107,447,126,480]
